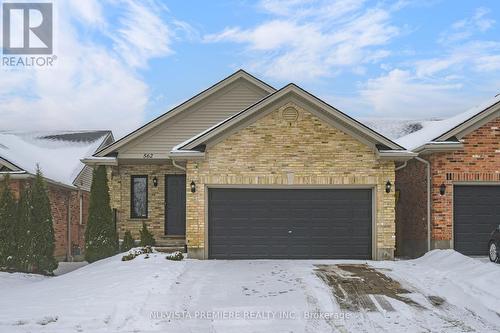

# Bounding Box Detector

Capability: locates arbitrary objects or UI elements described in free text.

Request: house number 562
[143,153,154,159]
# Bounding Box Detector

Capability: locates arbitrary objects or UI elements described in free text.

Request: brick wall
[186,102,396,260]
[106,161,184,240]
[426,116,500,248]
[395,159,428,257]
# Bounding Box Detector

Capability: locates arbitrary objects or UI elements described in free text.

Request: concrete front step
[155,246,186,254]
[156,236,186,248]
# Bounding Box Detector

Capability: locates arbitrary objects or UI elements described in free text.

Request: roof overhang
[376,150,418,161]
[174,84,405,155]
[414,141,464,154]
[0,157,24,172]
[169,151,205,160]
[0,172,78,190]
[81,157,119,166]
[435,101,500,142]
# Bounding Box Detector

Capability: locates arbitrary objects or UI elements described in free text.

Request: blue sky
[1,0,500,137]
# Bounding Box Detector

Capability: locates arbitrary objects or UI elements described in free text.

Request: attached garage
[208,188,373,259]
[454,185,500,255]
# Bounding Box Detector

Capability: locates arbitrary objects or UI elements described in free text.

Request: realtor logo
[2,2,53,54]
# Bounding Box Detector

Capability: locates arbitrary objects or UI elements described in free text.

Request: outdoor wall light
[190,181,196,193]
[385,180,392,193]
[152,176,158,187]
[439,183,446,196]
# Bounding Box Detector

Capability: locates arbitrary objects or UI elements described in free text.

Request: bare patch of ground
[314,264,423,312]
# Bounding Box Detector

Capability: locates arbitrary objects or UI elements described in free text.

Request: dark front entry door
[454,185,500,255]
[166,175,186,236]
[208,188,372,259]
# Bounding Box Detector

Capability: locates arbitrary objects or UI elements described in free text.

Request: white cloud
[0,0,189,137]
[439,7,495,44]
[205,0,398,81]
[335,7,500,119]
[359,69,471,118]
[112,0,174,68]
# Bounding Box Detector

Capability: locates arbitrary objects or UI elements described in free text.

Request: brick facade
[186,103,396,260]
[106,161,184,240]
[428,117,500,249]
[396,116,500,255]
[5,178,87,261]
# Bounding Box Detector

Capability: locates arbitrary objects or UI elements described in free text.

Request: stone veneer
[106,160,184,239]
[186,103,396,260]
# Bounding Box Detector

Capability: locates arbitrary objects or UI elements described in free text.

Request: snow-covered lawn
[0,250,499,333]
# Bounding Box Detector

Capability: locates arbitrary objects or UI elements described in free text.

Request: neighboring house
[84,70,415,260]
[395,96,500,258]
[0,130,114,261]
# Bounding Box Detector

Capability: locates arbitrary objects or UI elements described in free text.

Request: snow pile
[0,252,186,333]
[0,131,109,186]
[376,250,500,324]
[397,95,500,150]
[411,250,500,313]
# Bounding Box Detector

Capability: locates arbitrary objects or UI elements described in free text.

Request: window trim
[130,175,148,219]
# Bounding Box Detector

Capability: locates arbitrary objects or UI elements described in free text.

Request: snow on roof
[396,95,500,150]
[0,130,111,187]
[359,118,441,140]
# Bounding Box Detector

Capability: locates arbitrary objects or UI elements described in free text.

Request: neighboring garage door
[208,188,372,259]
[454,185,500,255]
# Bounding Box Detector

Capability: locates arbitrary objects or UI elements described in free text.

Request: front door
[165,175,186,236]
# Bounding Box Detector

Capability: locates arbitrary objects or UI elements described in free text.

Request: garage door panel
[454,185,500,256]
[208,188,372,259]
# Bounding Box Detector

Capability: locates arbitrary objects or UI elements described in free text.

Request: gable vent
[282,106,299,123]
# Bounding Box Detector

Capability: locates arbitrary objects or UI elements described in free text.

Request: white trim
[81,157,118,166]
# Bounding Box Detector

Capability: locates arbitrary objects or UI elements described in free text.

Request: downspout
[415,156,431,252]
[172,159,186,172]
[67,191,73,262]
[395,161,408,171]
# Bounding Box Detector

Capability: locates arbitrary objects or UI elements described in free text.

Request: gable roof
[0,130,113,187]
[95,70,276,157]
[397,95,500,151]
[171,84,408,157]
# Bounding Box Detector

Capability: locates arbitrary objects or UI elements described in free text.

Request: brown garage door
[208,188,372,259]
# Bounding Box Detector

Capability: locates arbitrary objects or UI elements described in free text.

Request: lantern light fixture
[385,180,392,193]
[439,183,446,196]
[190,181,196,193]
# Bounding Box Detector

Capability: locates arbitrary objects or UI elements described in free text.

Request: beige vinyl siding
[74,165,93,191]
[119,79,268,158]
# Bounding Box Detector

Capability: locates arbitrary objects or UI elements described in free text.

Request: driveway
[142,259,500,333]
[1,250,499,333]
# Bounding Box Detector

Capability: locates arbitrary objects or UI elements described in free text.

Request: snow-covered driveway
[0,250,499,333]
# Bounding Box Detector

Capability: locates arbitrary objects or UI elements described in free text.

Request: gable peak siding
[119,80,269,159]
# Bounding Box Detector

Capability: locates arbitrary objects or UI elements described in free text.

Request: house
[0,130,114,261]
[395,96,500,258]
[84,70,416,260]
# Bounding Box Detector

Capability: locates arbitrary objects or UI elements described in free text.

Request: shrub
[30,167,57,275]
[121,246,153,261]
[121,230,135,252]
[165,251,183,261]
[85,166,118,263]
[0,174,16,270]
[14,187,33,272]
[139,222,155,247]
